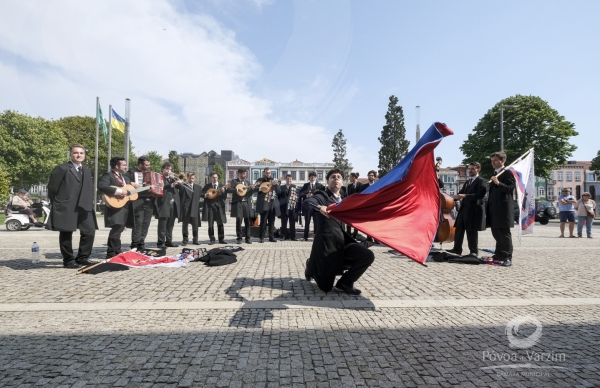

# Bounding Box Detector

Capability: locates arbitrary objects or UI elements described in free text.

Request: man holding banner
[486,151,516,267]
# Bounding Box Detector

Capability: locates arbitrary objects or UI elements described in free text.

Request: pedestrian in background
[575,192,596,238]
[557,188,577,238]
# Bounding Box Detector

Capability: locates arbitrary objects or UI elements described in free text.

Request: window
[549,172,554,180]
[557,172,563,181]
[449,189,455,195]
[566,172,572,181]
[41,185,47,194]
[538,187,545,196]
[30,185,38,194]
[253,170,259,181]
[291,171,297,180]
[317,171,323,181]
[442,175,455,183]
[228,170,234,180]
[299,171,305,181]
[588,173,596,181]
[281,170,287,178]
[575,172,581,182]
[548,187,554,197]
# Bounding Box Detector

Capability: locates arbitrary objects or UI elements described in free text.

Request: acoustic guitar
[104,185,154,209]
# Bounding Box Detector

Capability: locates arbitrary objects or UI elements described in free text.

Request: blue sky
[1,0,598,175]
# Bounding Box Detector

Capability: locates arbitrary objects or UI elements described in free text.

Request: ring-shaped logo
[505,316,543,349]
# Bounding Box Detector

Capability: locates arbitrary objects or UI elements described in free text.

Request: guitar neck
[130,186,153,195]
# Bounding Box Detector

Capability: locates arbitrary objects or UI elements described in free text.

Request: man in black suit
[303,168,374,295]
[125,156,154,251]
[255,167,281,243]
[486,151,516,267]
[227,168,256,244]
[345,172,363,237]
[202,172,228,245]
[47,144,98,268]
[154,162,181,248]
[179,172,202,245]
[447,162,487,256]
[279,174,299,240]
[98,157,135,258]
[364,170,379,244]
[299,171,325,241]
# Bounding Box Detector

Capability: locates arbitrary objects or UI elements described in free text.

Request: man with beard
[255,167,281,243]
[227,168,256,244]
[125,156,154,251]
[279,174,299,240]
[447,162,487,257]
[179,172,202,246]
[202,172,228,245]
[155,162,181,248]
[303,168,374,295]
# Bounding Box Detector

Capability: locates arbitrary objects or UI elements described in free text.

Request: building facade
[437,167,459,196]
[175,150,238,184]
[546,161,591,201]
[226,158,343,186]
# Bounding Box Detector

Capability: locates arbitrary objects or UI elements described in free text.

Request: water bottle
[31,242,40,264]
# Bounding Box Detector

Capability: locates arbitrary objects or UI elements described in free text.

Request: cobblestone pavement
[1,221,599,386]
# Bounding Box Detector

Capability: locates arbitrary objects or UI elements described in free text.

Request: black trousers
[59,209,96,263]
[345,224,359,239]
[181,204,199,243]
[107,224,126,257]
[303,210,314,239]
[337,243,375,287]
[130,200,153,249]
[157,205,177,245]
[452,212,478,255]
[207,207,224,241]
[236,217,251,239]
[260,210,276,239]
[281,211,296,239]
[491,227,513,260]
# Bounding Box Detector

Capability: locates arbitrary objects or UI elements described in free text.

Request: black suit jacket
[299,181,325,216]
[347,182,363,196]
[178,182,202,220]
[154,175,181,219]
[486,168,516,229]
[255,177,281,214]
[124,168,155,228]
[98,171,131,227]
[456,176,487,231]
[201,183,228,223]
[279,184,299,216]
[227,178,255,218]
[47,161,98,231]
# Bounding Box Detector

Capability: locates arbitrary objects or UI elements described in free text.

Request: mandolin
[205,183,229,200]
[104,185,154,209]
[259,180,278,193]
[235,183,254,197]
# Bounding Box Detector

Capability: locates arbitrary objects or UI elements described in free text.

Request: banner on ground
[109,251,187,268]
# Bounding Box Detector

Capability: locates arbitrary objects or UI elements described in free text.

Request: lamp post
[500,104,519,151]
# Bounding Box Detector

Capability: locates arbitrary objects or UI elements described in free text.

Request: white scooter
[3,199,50,231]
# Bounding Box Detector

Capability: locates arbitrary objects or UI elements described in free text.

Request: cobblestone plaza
[0,221,598,387]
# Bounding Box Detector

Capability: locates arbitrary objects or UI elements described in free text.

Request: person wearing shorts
[557,188,577,238]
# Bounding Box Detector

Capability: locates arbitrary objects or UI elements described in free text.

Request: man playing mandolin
[227,168,256,244]
[255,167,281,243]
[98,157,138,258]
[202,172,228,245]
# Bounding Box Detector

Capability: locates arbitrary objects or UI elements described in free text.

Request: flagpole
[124,98,131,167]
[94,97,100,213]
[108,105,112,172]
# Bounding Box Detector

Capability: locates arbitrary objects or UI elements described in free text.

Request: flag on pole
[508,149,535,241]
[97,104,108,143]
[327,122,454,264]
[111,109,126,133]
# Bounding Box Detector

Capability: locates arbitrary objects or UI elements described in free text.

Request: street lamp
[500,104,518,151]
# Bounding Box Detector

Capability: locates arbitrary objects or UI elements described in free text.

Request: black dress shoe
[157,243,166,249]
[63,261,81,269]
[259,238,264,243]
[305,259,312,281]
[192,241,199,245]
[268,238,277,242]
[303,238,308,241]
[291,238,298,241]
[165,243,179,248]
[334,283,362,295]
[182,241,188,246]
[75,258,98,266]
[446,248,461,255]
[219,240,227,244]
[500,259,512,267]
[236,238,242,244]
[245,238,252,244]
[137,245,146,251]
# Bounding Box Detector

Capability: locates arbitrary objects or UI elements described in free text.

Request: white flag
[508,149,535,241]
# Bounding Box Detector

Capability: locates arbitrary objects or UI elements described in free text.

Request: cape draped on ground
[327,122,454,264]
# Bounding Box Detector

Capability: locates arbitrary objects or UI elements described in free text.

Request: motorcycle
[3,199,50,231]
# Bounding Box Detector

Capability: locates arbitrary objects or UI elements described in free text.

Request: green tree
[144,151,164,173]
[212,163,225,186]
[591,151,600,175]
[378,95,410,178]
[332,129,351,182]
[56,116,136,177]
[0,163,10,204]
[460,95,578,178]
[0,110,68,189]
[168,151,181,174]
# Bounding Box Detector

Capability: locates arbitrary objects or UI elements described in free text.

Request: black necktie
[77,167,82,176]
[214,184,217,189]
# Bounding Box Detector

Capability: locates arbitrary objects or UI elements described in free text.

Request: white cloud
[0,0,334,167]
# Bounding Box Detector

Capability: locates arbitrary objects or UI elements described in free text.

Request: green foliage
[168,151,181,174]
[56,116,136,178]
[591,150,600,175]
[0,110,68,189]
[460,95,578,178]
[0,163,10,203]
[332,129,351,182]
[144,151,164,173]
[378,95,410,178]
[212,163,225,186]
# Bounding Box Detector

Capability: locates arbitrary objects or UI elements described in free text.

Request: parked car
[513,201,557,225]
